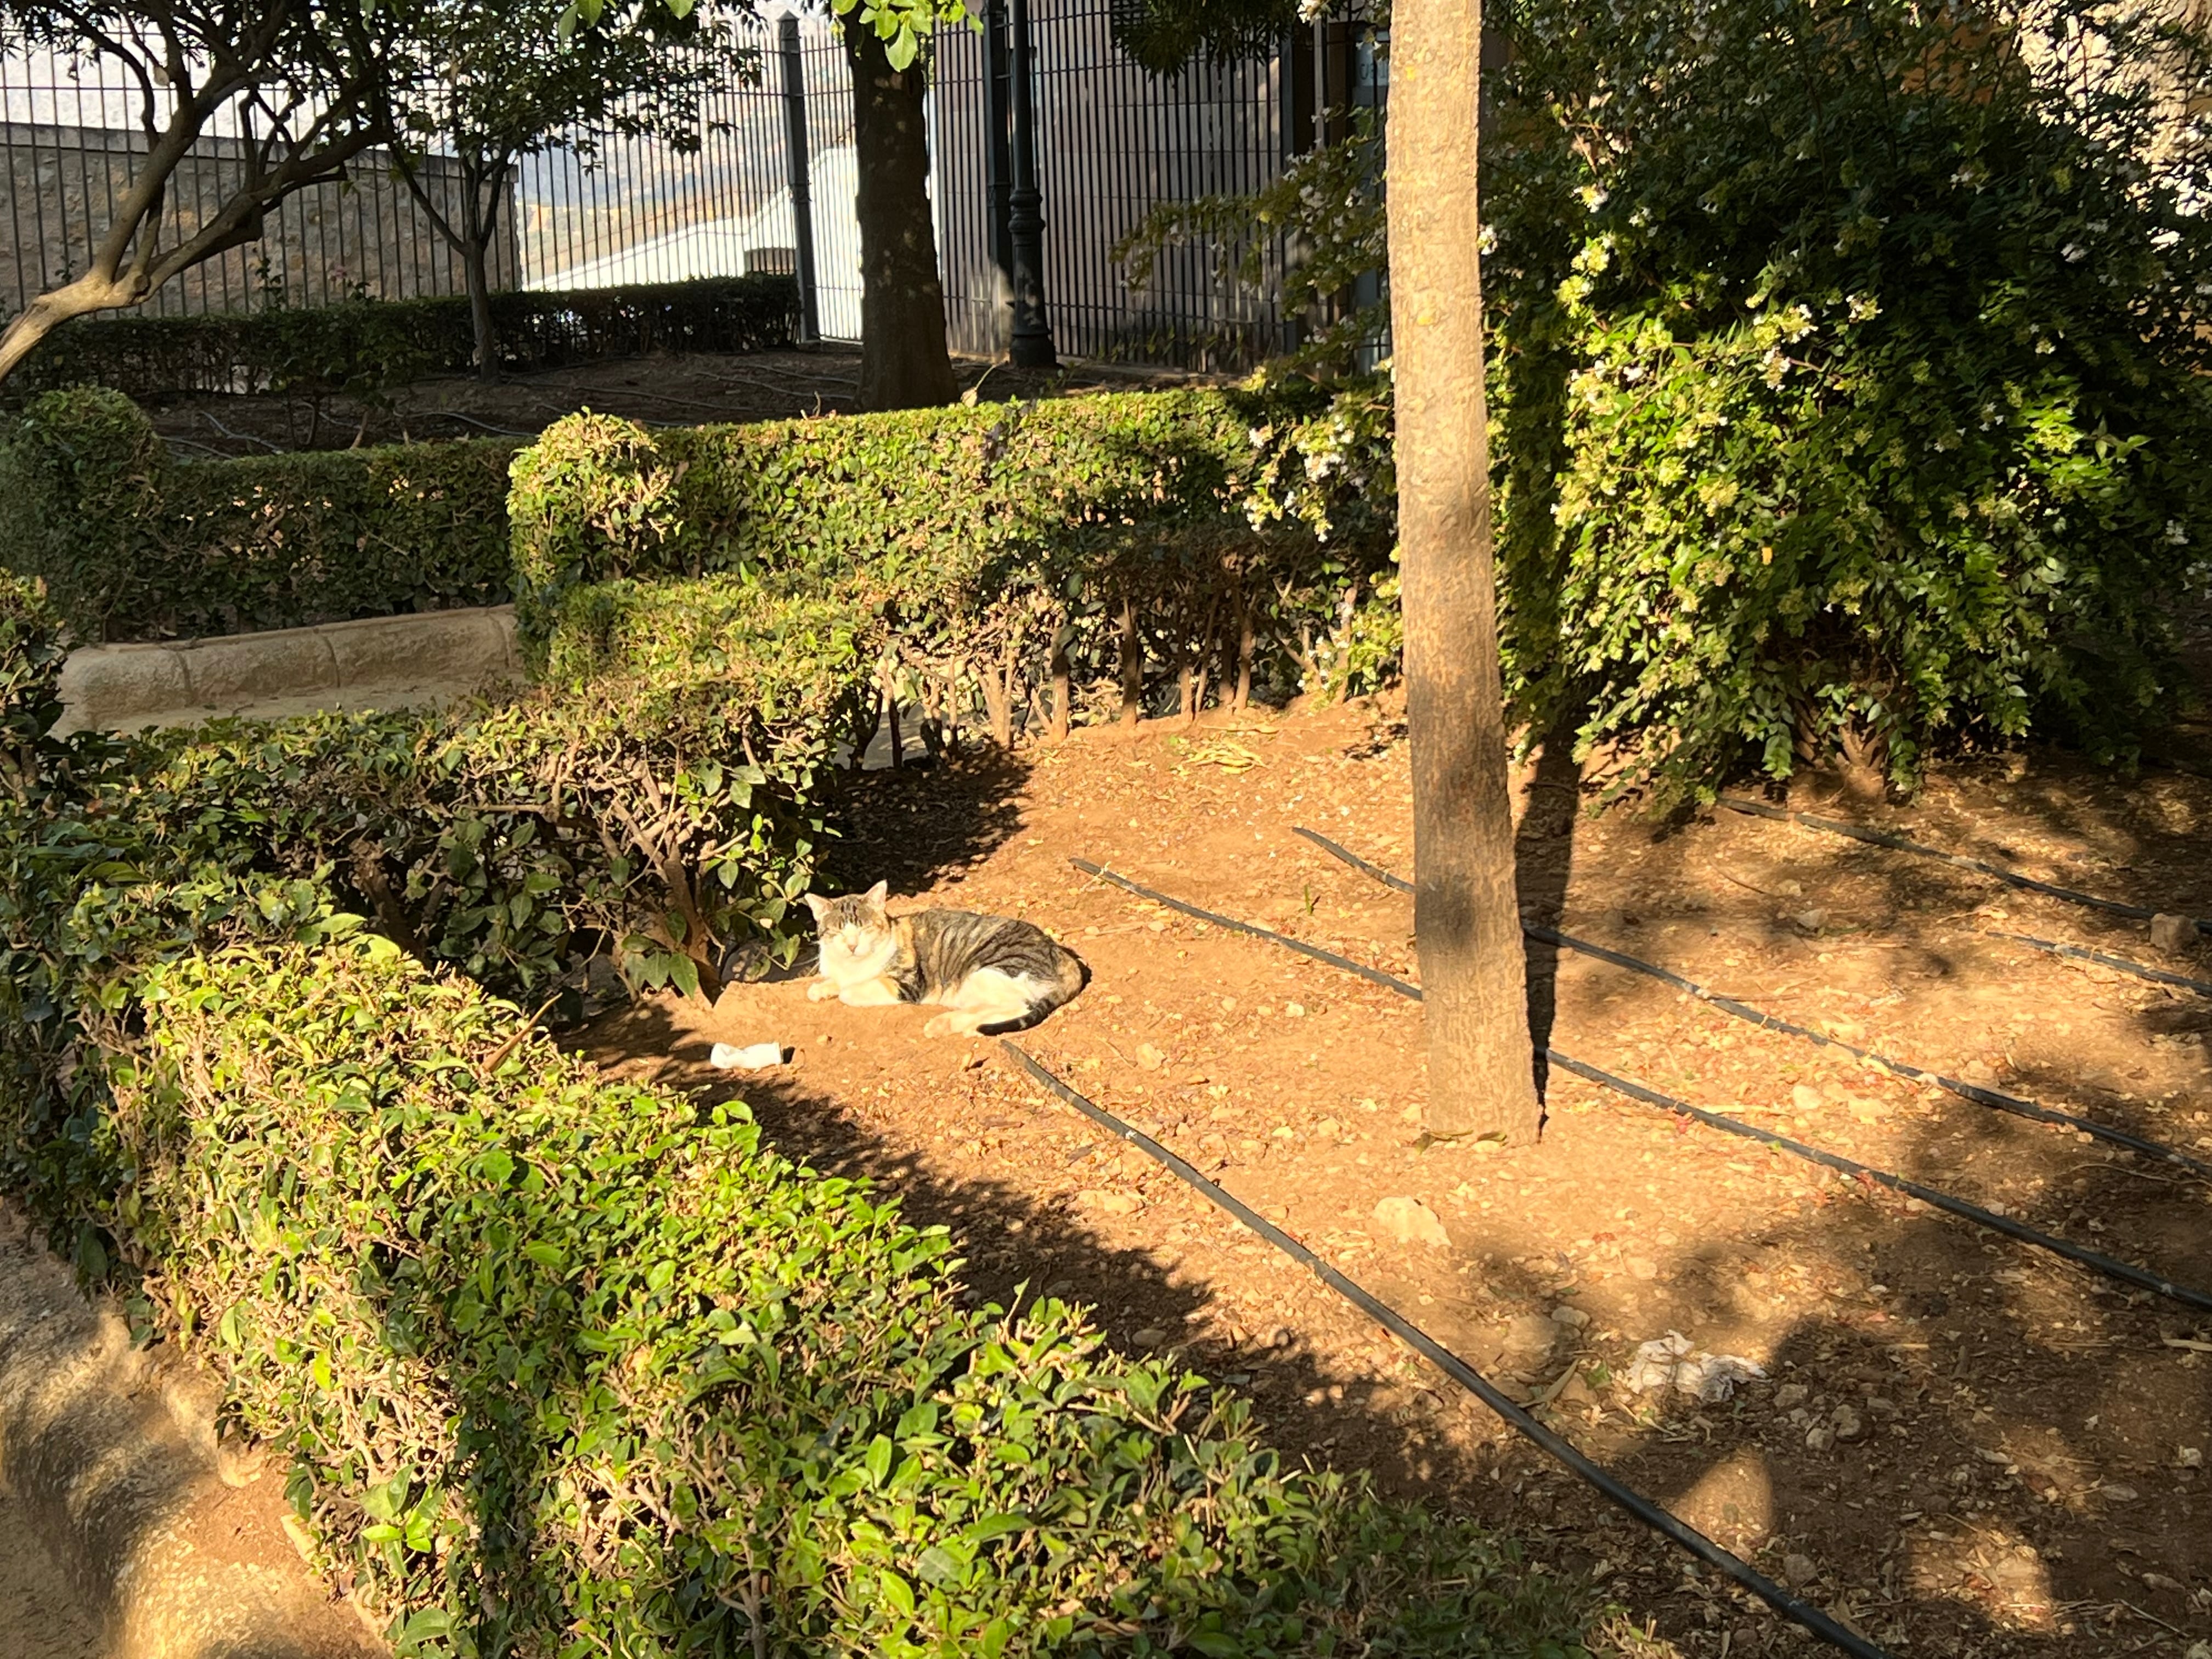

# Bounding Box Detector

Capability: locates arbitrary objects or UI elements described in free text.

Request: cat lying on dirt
[804,881,1087,1037]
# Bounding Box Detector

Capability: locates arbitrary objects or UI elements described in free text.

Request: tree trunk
[0,279,112,387]
[463,242,496,381]
[1048,628,1072,740]
[842,15,959,411]
[1389,0,1541,1143]
[461,174,498,381]
[1233,592,1255,712]
[1118,595,1144,727]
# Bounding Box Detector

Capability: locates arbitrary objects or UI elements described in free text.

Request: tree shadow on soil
[810,744,1032,901]
[1531,775,2212,1655]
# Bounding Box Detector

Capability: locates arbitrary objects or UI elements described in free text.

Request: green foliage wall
[3,275,800,407]
[0,388,518,641]
[1485,0,2212,798]
[85,938,1601,1658]
[509,386,1400,738]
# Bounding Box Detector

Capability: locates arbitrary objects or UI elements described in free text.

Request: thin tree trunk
[464,243,496,381]
[1048,627,1072,740]
[1119,595,1144,727]
[1234,591,1255,712]
[842,16,958,411]
[1389,0,1540,1143]
[462,172,498,381]
[0,283,106,385]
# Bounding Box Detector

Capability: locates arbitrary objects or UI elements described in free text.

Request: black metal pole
[1006,0,1056,368]
[778,14,821,345]
[983,0,1016,349]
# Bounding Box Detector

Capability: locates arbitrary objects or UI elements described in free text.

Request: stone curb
[0,1207,383,1658]
[55,606,523,735]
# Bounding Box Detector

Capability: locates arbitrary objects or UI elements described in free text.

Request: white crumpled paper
[709,1041,787,1070]
[1624,1331,1767,1402]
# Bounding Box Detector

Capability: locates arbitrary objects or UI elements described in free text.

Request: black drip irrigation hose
[1990,929,2212,1000]
[1069,857,2212,1316]
[1071,856,1421,999]
[1290,827,2212,1183]
[999,1041,1901,1659]
[1717,795,2211,936]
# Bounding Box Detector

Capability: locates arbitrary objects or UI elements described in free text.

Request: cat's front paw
[806,978,842,1002]
[922,1013,960,1039]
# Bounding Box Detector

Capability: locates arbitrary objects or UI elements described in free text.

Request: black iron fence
[0,48,514,318]
[4,6,1375,370]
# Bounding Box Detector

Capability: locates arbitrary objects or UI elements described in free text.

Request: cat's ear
[802,893,831,924]
[864,879,889,909]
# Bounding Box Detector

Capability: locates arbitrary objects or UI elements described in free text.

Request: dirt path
[0,1205,384,1659]
[0,1488,99,1658]
[578,702,2211,1659]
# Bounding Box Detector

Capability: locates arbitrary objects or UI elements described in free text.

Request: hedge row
[511,388,1398,743]
[0,574,1616,1659]
[112,941,1604,1656]
[3,275,801,407]
[0,388,518,641]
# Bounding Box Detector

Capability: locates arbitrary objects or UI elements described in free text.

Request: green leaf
[862,1434,893,1486]
[876,1567,915,1619]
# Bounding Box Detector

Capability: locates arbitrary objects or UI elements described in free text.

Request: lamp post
[777,14,820,344]
[1006,0,1056,368]
[983,0,1015,347]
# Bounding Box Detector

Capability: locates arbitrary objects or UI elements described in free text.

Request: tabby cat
[804,881,1087,1037]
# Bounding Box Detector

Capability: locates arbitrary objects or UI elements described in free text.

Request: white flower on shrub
[1847,293,1881,321]
[2062,242,2087,262]
[2166,521,2191,546]
[1571,236,1615,275]
[2150,228,2181,250]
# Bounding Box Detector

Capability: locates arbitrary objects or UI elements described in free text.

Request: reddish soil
[142,345,1210,458]
[574,704,2212,1659]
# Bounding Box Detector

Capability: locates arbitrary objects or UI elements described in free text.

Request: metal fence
[0,49,514,318]
[933,2,1293,367]
[3,6,1370,369]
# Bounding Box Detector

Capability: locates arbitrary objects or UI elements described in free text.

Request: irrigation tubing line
[1069,857,2212,1316]
[1070,857,1421,998]
[999,1042,1900,1659]
[1291,827,2212,1183]
[1716,795,2211,936]
[1990,930,2212,1000]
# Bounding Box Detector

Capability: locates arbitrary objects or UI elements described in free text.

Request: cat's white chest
[819,933,898,988]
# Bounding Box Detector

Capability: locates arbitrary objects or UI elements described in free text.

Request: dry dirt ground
[0,1488,98,1659]
[575,706,2212,1659]
[143,345,1207,458]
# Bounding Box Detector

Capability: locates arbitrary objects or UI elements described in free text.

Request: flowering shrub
[1487,0,2212,797]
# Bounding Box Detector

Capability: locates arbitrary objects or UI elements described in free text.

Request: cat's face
[804,880,891,956]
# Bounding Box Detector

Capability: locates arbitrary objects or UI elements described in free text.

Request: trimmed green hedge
[511,390,1398,738]
[0,387,517,641]
[94,938,1605,1657]
[109,585,874,1001]
[4,275,800,407]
